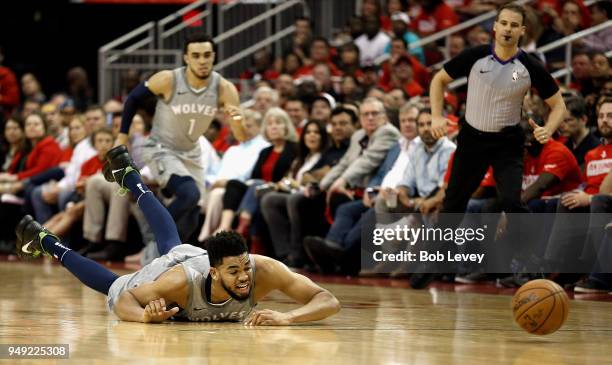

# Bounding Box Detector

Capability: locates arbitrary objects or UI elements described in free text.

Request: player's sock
[123,170,181,255]
[41,235,118,295]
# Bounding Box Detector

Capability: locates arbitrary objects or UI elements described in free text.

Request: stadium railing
[98,0,308,103]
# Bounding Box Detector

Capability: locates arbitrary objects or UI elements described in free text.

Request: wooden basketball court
[2,259,612,364]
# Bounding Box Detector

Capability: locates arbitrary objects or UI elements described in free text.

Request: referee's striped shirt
[444,45,559,132]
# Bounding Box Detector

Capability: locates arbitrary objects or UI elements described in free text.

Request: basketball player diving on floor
[116,32,247,242]
[15,146,341,325]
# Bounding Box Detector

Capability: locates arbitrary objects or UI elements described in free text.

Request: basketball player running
[116,32,247,241]
[15,146,340,325]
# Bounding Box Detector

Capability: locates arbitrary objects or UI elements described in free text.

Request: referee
[430,3,566,214]
[410,4,567,289]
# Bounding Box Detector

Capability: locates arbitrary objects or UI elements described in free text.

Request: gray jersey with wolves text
[150,67,221,152]
[107,245,256,322]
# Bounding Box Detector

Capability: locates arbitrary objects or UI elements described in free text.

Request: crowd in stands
[0,0,611,292]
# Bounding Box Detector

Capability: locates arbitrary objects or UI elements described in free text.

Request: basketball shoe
[15,215,58,259]
[103,145,140,191]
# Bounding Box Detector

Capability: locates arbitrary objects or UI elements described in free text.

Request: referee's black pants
[443,121,528,214]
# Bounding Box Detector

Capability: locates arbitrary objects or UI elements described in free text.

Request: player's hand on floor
[244,309,292,326]
[142,298,179,323]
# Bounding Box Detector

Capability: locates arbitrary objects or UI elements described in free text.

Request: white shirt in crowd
[206,134,271,185]
[354,32,392,66]
[381,136,420,189]
[57,137,97,191]
[295,152,322,183]
[199,136,222,179]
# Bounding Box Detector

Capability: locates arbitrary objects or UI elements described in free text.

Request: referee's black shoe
[103,145,139,188]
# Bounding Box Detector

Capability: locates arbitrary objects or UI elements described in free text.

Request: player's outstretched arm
[113,265,188,323]
[218,78,248,142]
[115,70,173,147]
[246,256,341,326]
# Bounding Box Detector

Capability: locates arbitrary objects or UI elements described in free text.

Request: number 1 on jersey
[188,119,196,136]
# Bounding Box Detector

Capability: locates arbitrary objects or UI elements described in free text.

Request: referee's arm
[430,68,455,139]
[533,91,566,144]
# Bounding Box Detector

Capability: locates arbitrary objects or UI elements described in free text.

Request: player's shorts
[141,138,205,192]
[106,244,208,312]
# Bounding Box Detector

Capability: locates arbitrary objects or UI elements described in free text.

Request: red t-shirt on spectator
[412,3,459,37]
[294,61,343,78]
[261,150,280,182]
[379,56,431,90]
[9,136,62,180]
[0,66,20,118]
[583,144,612,194]
[380,15,393,32]
[60,146,73,164]
[79,155,105,181]
[378,79,424,97]
[522,140,582,197]
[212,125,236,154]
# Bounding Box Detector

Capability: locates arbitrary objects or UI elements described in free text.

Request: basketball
[512,279,570,335]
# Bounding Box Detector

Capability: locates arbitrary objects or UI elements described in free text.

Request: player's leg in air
[15,145,182,295]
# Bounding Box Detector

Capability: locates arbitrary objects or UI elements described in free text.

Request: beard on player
[191,64,212,81]
[220,276,251,301]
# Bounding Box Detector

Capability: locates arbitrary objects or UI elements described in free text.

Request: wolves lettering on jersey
[188,310,248,322]
[149,68,220,150]
[170,104,218,117]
